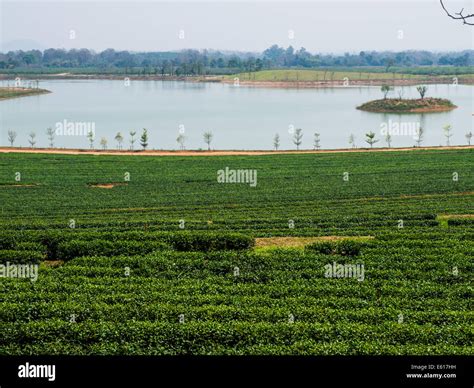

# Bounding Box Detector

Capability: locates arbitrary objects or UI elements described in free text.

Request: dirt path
[0,145,472,157]
[255,236,374,248]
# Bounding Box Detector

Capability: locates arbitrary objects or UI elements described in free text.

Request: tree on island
[129,130,137,150]
[466,131,473,145]
[115,132,124,150]
[100,137,108,150]
[381,85,392,100]
[273,133,280,151]
[177,134,186,150]
[443,124,453,146]
[416,85,428,100]
[46,127,55,148]
[140,128,148,150]
[87,130,95,149]
[385,133,392,148]
[365,131,379,148]
[28,132,36,148]
[293,128,303,150]
[203,131,213,151]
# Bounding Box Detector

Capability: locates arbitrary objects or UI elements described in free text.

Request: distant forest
[1,45,472,75]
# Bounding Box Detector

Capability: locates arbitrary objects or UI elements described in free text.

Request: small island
[357,85,457,113]
[0,87,51,100]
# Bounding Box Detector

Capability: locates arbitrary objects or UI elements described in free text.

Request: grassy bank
[1,68,473,86]
[228,69,423,81]
[0,87,51,100]
[227,69,473,81]
[223,69,474,87]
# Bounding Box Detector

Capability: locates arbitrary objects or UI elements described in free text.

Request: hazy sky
[1,0,472,53]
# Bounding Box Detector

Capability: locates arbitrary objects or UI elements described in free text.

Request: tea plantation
[0,149,472,355]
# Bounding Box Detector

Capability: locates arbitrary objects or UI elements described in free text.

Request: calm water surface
[0,80,472,150]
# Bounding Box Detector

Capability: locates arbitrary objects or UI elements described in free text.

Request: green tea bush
[334,240,363,256]
[0,249,45,263]
[163,232,254,252]
[14,242,47,253]
[305,240,363,256]
[447,219,474,226]
[305,241,333,255]
[57,240,171,261]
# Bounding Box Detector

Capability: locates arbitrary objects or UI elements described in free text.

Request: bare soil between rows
[0,145,472,157]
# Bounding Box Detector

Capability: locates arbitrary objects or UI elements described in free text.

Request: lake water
[0,80,472,150]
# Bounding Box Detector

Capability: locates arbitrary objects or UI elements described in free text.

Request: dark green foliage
[305,241,333,255]
[334,240,363,256]
[0,249,45,263]
[164,232,254,252]
[57,240,171,261]
[447,218,474,226]
[305,239,363,256]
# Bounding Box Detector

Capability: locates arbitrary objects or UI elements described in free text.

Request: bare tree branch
[440,0,474,25]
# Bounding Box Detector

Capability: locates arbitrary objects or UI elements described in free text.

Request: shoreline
[221,78,474,88]
[0,87,51,100]
[0,74,473,88]
[0,145,472,157]
[357,106,457,113]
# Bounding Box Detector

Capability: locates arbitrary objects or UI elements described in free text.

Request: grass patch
[227,69,423,82]
[0,87,51,100]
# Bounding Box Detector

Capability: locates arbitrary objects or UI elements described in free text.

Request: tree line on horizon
[0,46,472,75]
